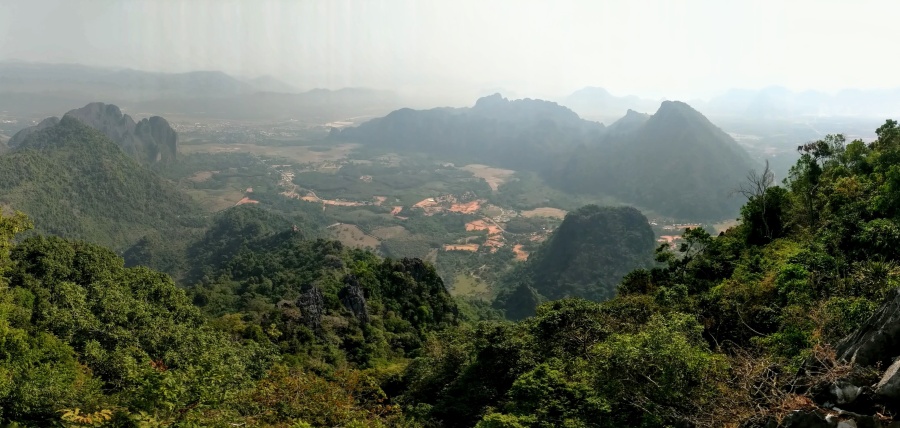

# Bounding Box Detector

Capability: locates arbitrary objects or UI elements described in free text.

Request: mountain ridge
[9,102,178,166]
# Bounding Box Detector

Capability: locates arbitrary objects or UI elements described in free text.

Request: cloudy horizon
[2,0,899,103]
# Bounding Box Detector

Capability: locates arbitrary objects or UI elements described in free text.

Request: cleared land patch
[187,170,215,183]
[234,197,259,206]
[465,219,502,235]
[443,243,480,252]
[450,274,491,300]
[180,142,358,164]
[461,164,515,191]
[513,244,529,261]
[330,224,380,250]
[183,188,244,212]
[448,200,482,214]
[370,225,411,240]
[521,207,568,219]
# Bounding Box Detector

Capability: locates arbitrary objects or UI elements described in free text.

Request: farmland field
[180,142,358,164]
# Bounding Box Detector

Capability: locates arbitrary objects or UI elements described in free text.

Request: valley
[167,113,736,301]
[4,3,900,426]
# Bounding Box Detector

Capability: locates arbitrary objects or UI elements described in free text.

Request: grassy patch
[450,273,492,300]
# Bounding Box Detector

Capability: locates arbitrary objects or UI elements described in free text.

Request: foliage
[0,116,203,250]
[495,205,656,317]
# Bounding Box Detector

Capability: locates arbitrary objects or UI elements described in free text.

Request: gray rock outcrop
[836,289,900,367]
[875,359,900,399]
[339,274,369,324]
[297,285,325,333]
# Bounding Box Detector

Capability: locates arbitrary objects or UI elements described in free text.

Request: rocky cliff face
[298,285,326,333]
[9,102,177,166]
[339,274,370,324]
[772,290,900,427]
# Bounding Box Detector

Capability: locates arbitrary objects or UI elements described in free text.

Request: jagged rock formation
[9,102,177,166]
[605,108,650,135]
[837,289,900,367]
[339,274,370,323]
[298,285,326,333]
[774,290,900,427]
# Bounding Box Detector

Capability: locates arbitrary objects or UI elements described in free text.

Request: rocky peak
[339,274,369,324]
[297,285,326,333]
[8,102,177,165]
[607,109,650,134]
[473,93,508,109]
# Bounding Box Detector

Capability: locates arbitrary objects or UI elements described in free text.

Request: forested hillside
[495,205,656,319]
[397,119,900,426]
[334,94,755,220]
[0,208,458,426]
[334,93,605,172]
[0,116,201,250]
[551,101,755,219]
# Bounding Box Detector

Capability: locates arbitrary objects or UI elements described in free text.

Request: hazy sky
[1,0,898,101]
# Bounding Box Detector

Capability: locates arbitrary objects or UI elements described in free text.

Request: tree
[735,160,776,242]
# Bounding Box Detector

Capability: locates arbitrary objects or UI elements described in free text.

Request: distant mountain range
[334,94,755,220]
[0,61,286,99]
[9,102,178,166]
[560,85,900,120]
[558,87,661,122]
[0,62,401,120]
[334,93,606,172]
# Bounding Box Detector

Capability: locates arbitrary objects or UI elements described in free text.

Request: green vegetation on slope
[398,120,900,426]
[0,116,202,250]
[6,117,900,426]
[0,207,458,426]
[495,205,656,319]
[553,101,755,220]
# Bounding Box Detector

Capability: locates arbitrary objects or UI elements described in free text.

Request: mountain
[337,94,753,219]
[9,102,178,166]
[559,87,660,122]
[132,87,401,121]
[605,108,651,135]
[332,93,606,170]
[0,62,401,120]
[553,101,756,219]
[0,116,200,249]
[246,75,299,93]
[495,205,656,319]
[0,61,252,101]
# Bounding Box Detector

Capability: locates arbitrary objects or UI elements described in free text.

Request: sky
[1,0,898,102]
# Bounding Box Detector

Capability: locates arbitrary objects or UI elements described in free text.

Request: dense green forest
[0,116,202,250]
[495,205,656,319]
[5,119,900,426]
